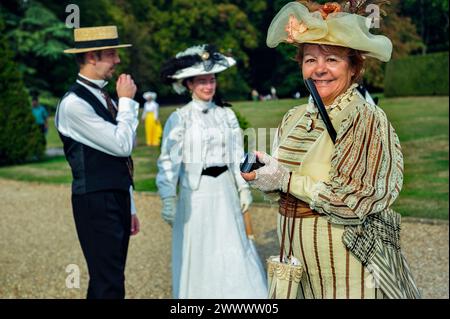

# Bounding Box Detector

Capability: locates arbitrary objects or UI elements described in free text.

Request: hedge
[0,19,45,165]
[384,52,449,97]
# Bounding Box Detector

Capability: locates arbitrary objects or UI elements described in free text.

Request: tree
[401,0,449,53]
[249,0,424,92]
[2,0,72,97]
[0,18,45,165]
[363,0,424,89]
[106,0,261,101]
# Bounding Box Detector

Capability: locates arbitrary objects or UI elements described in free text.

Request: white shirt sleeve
[57,93,139,157]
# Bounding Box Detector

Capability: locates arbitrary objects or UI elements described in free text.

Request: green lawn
[0,96,448,220]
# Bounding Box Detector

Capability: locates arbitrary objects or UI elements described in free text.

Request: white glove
[249,152,290,192]
[239,188,253,213]
[161,196,176,226]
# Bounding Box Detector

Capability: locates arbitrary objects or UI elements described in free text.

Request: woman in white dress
[157,44,267,299]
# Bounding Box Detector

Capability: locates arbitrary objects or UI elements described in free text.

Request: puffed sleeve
[156,111,185,199]
[310,104,404,225]
[272,105,304,155]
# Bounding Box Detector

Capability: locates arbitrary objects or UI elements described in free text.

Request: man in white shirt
[56,26,140,299]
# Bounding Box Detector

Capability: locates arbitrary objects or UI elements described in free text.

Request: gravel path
[0,179,448,299]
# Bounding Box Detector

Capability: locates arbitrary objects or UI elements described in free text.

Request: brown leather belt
[279,192,320,218]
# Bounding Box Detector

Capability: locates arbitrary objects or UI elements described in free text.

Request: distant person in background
[31,94,49,136]
[141,91,162,146]
[270,86,278,99]
[251,88,259,101]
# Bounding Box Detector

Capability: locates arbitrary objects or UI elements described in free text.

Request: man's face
[92,49,121,80]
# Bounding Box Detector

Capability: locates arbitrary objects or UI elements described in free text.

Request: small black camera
[240,152,265,173]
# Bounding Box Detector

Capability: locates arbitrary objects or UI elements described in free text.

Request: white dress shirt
[56,73,139,214]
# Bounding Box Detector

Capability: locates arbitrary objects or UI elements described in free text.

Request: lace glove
[249,152,290,193]
[239,188,253,213]
[161,196,176,226]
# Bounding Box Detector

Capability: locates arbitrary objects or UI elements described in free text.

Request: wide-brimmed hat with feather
[160,44,236,94]
[266,1,392,62]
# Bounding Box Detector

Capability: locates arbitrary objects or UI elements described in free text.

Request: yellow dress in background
[144,112,162,146]
[142,100,162,146]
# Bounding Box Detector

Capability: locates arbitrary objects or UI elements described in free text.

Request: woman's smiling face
[302,44,355,106]
[187,74,217,102]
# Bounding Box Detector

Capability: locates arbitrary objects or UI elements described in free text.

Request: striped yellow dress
[271,84,420,299]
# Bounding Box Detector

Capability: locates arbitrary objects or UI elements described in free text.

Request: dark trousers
[72,190,131,299]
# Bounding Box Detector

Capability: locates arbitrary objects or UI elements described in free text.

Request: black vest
[57,83,133,195]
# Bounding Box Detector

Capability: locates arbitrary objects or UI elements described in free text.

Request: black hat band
[74,38,120,49]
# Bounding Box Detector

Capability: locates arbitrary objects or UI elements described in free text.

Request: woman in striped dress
[241,1,421,299]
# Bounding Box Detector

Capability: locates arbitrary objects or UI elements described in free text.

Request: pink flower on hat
[285,14,308,43]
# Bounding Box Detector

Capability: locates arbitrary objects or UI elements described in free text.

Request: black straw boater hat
[64,26,131,54]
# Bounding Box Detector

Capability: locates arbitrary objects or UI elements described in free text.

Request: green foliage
[8,2,70,59]
[106,0,260,100]
[401,0,449,53]
[0,18,45,165]
[2,0,73,96]
[267,45,303,97]
[384,52,449,97]
[0,0,447,101]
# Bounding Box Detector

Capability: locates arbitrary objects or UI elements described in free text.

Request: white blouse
[141,100,159,120]
[157,98,248,199]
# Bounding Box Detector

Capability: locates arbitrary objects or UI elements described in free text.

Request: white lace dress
[157,99,267,299]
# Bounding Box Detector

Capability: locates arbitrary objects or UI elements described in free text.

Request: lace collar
[191,97,215,113]
[305,83,359,115]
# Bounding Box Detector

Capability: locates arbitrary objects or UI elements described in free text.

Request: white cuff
[129,185,137,215]
[309,181,326,211]
[118,97,139,114]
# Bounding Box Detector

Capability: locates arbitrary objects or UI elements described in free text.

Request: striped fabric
[276,214,385,299]
[272,85,421,298]
[311,100,404,225]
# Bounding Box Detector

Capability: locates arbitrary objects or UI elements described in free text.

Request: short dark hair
[295,44,365,83]
[74,51,102,67]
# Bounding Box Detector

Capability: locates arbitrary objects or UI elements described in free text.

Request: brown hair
[295,44,365,83]
[75,51,102,67]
